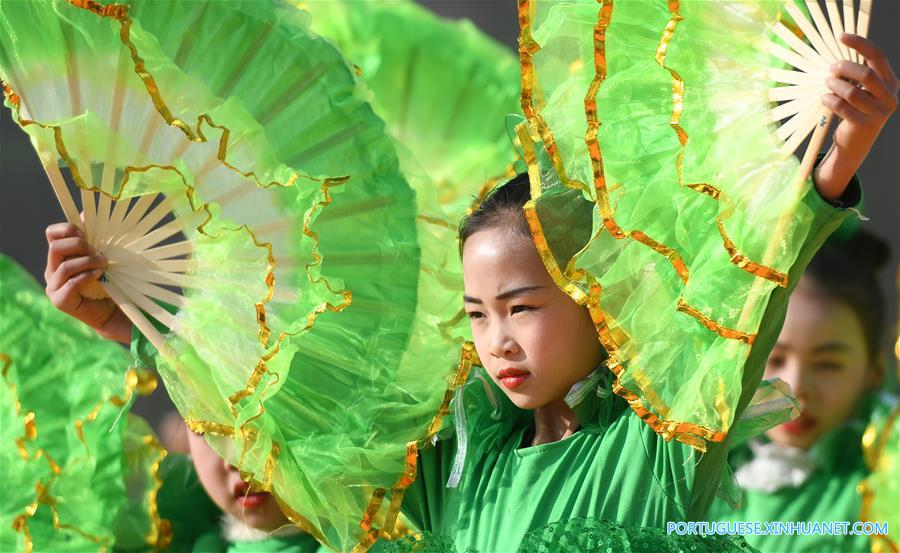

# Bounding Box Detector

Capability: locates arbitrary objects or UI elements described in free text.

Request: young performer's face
[187,430,290,531]
[763,277,880,450]
[462,227,604,409]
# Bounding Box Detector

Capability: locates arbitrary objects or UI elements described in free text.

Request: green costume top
[708,395,897,553]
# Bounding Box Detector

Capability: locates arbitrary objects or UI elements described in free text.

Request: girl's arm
[44,222,132,344]
[813,34,898,201]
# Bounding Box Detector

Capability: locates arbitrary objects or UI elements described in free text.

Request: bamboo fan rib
[770,0,873,162]
[47,164,192,351]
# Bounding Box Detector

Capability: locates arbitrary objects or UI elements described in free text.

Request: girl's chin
[502,390,548,410]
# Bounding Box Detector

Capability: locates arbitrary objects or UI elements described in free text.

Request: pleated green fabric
[306,0,521,213]
[0,255,161,551]
[517,0,852,450]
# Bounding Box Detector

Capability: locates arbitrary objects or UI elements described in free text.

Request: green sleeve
[689,176,863,520]
[399,438,455,533]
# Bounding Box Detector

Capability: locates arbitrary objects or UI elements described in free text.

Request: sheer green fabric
[0,255,141,551]
[0,1,463,549]
[519,0,837,451]
[306,0,521,213]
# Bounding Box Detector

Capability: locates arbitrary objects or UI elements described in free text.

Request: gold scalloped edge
[2,353,33,459]
[652,2,790,288]
[675,299,757,345]
[518,0,583,193]
[688,182,789,287]
[716,218,789,287]
[13,479,111,553]
[524,190,727,450]
[355,342,477,552]
[110,367,158,407]
[140,433,173,550]
[38,480,111,551]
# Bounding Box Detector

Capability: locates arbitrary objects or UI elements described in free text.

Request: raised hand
[44,222,132,344]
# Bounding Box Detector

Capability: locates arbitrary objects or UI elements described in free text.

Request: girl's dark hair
[459,172,594,266]
[804,230,890,360]
[458,172,533,251]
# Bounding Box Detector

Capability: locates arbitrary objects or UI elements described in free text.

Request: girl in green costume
[708,231,897,553]
[0,250,319,552]
[386,29,899,551]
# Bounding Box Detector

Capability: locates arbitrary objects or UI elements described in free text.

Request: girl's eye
[813,361,843,372]
[466,311,485,320]
[511,305,535,315]
[767,355,785,370]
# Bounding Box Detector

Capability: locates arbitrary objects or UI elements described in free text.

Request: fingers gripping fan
[0,1,462,549]
[515,0,873,451]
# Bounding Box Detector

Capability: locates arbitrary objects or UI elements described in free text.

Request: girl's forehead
[463,230,550,285]
[780,286,867,354]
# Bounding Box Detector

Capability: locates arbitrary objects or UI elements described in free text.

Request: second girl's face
[187,430,289,531]
[462,227,604,410]
[764,277,879,450]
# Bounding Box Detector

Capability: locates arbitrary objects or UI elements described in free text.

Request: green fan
[0,1,465,549]
[516,0,872,450]
[305,0,521,213]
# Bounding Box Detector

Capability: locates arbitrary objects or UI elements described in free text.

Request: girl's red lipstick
[497,368,530,390]
[233,481,269,509]
[781,414,817,435]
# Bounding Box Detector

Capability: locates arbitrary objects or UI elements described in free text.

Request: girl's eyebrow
[811,341,851,354]
[464,285,547,304]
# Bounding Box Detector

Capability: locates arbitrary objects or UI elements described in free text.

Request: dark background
[1,1,897,429]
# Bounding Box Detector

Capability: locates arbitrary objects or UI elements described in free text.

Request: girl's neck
[530,398,581,446]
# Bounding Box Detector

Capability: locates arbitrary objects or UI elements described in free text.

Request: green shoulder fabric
[399,368,696,551]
